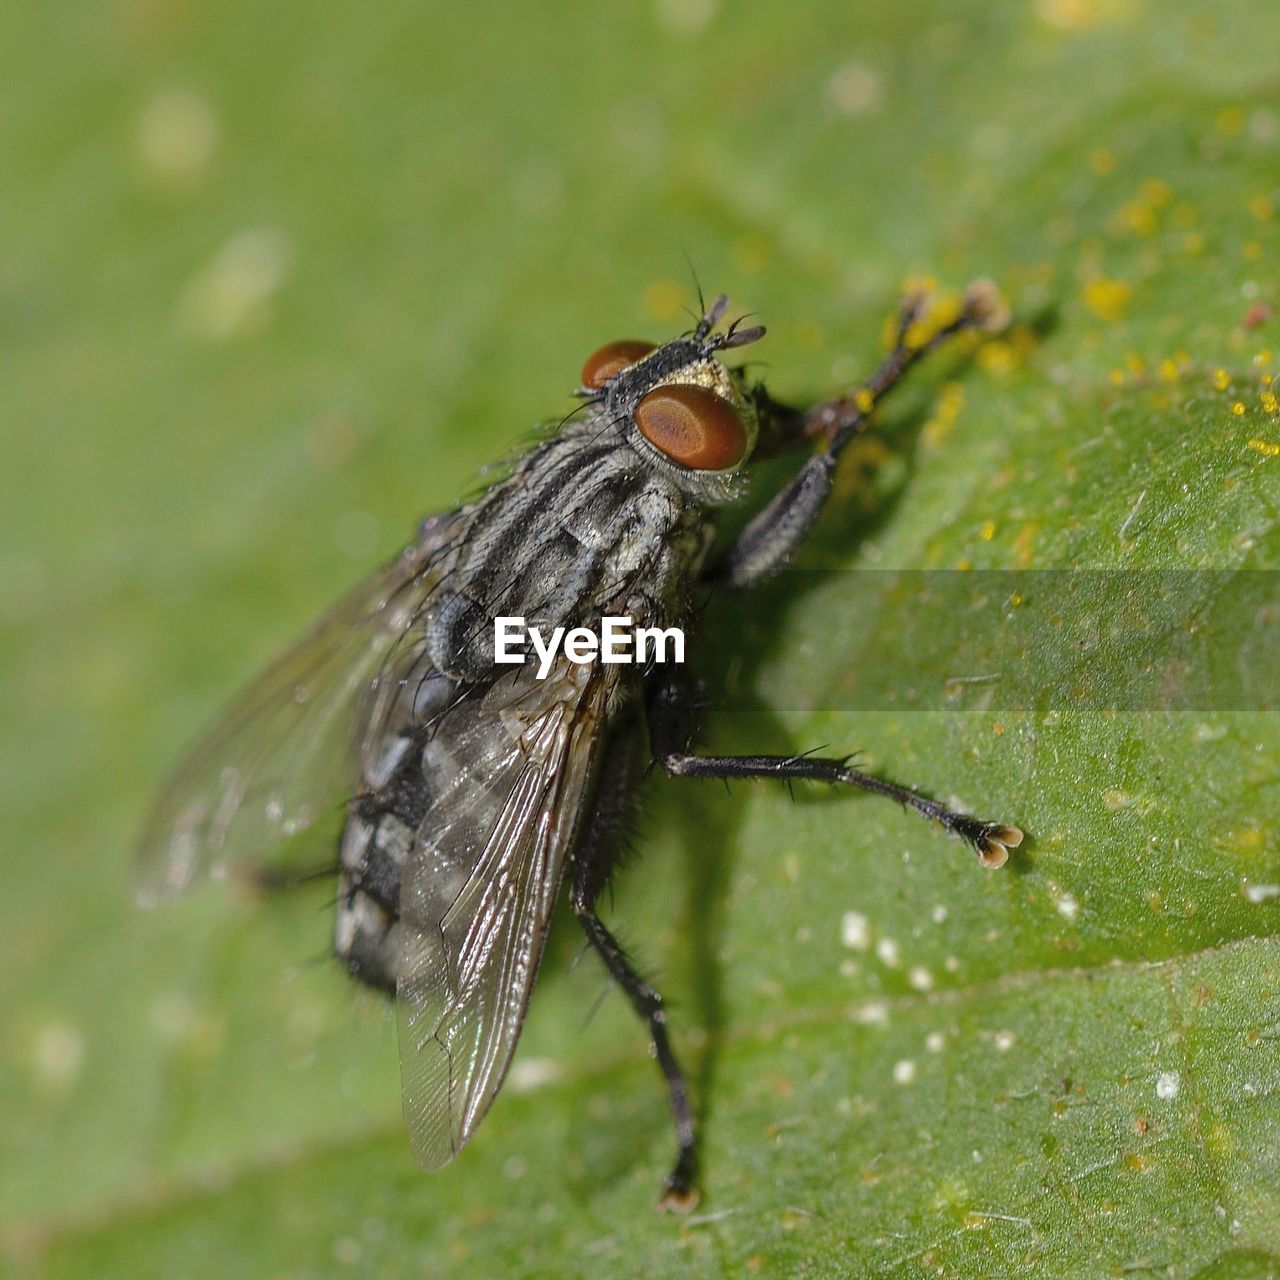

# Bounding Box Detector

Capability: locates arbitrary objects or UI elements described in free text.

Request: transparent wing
[394,659,613,1168]
[137,515,461,904]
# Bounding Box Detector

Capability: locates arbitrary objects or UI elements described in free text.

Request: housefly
[139,281,1023,1209]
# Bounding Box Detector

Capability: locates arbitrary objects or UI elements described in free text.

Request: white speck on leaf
[179,227,292,341]
[332,1237,362,1266]
[509,1058,562,1093]
[654,0,718,37]
[1119,488,1147,540]
[852,1000,890,1026]
[841,911,871,951]
[827,63,882,116]
[137,87,219,182]
[33,1022,85,1087]
[1156,1070,1181,1100]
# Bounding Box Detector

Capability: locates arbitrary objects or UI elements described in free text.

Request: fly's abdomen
[334,660,458,993]
[334,730,426,995]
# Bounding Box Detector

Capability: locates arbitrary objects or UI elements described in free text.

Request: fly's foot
[961,277,1012,334]
[655,1173,700,1215]
[892,275,1011,355]
[948,815,1024,868]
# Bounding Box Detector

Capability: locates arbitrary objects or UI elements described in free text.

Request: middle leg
[570,720,700,1210]
[646,671,1022,868]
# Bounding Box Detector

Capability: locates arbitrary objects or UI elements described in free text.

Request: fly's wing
[395,658,612,1168]
[138,515,461,905]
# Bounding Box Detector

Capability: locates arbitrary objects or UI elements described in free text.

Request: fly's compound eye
[634,384,748,472]
[581,339,657,390]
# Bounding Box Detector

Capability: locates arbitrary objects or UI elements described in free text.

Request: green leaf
[4,1,1279,1277]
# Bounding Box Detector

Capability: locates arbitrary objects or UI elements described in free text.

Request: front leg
[715,280,1008,589]
[646,670,1022,869]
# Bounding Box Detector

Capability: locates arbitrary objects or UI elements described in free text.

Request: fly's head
[577,295,766,506]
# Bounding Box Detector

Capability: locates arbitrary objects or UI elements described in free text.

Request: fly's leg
[569,724,700,1212]
[248,861,340,892]
[646,672,1022,868]
[719,280,1008,587]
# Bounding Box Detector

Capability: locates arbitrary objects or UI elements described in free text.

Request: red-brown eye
[581,339,657,389]
[634,384,747,471]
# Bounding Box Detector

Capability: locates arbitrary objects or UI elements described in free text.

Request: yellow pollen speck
[1090,148,1116,174]
[1219,826,1266,854]
[1082,277,1132,321]
[1250,195,1275,222]
[938,381,965,416]
[1121,201,1157,236]
[1212,368,1230,391]
[1012,521,1039,567]
[1261,392,1279,414]
[980,520,996,541]
[1247,438,1280,458]
[1108,368,1126,386]
[1037,0,1102,32]
[922,381,965,447]
[1216,106,1246,135]
[1231,401,1247,416]
[1254,349,1274,367]
[1140,179,1172,207]
[1158,358,1179,382]
[977,340,1014,374]
[796,321,825,350]
[1243,241,1262,261]
[731,233,771,274]
[929,292,963,329]
[976,324,1036,375]
[854,388,875,413]
[642,279,687,321]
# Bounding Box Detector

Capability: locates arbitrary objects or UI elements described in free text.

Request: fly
[139,280,1023,1210]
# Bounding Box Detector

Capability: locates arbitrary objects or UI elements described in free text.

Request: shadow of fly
[139,282,1023,1210]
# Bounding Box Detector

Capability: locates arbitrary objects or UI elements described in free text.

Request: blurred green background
[3,1,1280,1277]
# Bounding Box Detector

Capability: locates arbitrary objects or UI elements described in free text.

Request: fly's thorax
[422,425,711,682]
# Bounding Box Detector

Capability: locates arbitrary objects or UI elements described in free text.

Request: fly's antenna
[694,293,730,341]
[682,248,731,340]
[709,312,767,351]
[682,244,707,323]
